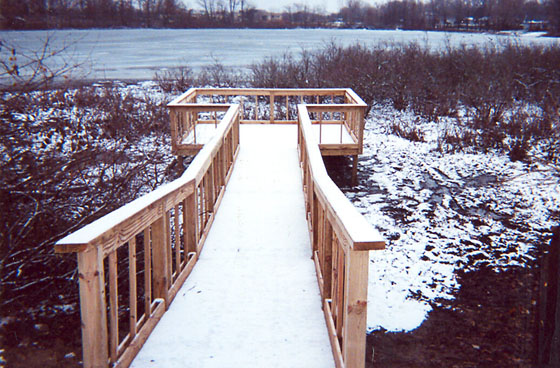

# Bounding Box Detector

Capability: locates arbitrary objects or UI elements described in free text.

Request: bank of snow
[346,105,560,332]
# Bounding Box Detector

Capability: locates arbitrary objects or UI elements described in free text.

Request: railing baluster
[165,211,172,287]
[144,228,152,315]
[129,237,137,339]
[270,94,275,123]
[198,185,204,240]
[323,222,333,299]
[335,240,345,341]
[108,249,119,363]
[174,205,181,274]
[319,110,323,144]
[312,191,319,253]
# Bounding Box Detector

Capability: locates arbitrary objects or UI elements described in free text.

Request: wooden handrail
[55,105,241,368]
[297,104,385,368]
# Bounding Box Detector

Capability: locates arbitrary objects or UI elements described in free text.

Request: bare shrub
[155,66,194,93]
[0,82,175,328]
[389,118,426,142]
[198,58,245,87]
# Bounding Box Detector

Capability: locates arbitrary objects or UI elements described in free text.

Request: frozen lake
[1,28,558,81]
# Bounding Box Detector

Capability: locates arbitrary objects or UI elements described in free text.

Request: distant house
[253,10,282,23]
[328,19,345,28]
[523,20,548,32]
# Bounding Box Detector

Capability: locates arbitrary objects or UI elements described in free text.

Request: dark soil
[1,312,82,367]
[366,265,540,367]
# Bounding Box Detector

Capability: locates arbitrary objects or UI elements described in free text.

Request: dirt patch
[1,312,81,367]
[367,264,540,367]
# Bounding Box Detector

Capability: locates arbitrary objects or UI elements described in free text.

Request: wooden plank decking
[131,124,335,367]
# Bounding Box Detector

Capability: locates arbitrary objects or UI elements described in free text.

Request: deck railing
[298,104,385,368]
[55,105,240,368]
[168,88,367,157]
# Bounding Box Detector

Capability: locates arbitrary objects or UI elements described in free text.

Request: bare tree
[228,0,239,22]
[198,0,217,21]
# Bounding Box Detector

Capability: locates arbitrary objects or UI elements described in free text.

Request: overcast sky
[186,0,346,14]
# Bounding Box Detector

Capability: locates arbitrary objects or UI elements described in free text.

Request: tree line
[1,0,559,33]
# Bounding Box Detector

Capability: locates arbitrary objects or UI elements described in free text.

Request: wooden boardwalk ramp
[131,125,334,367]
[55,89,385,368]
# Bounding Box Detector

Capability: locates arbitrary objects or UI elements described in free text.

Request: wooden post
[151,216,169,306]
[184,192,198,255]
[323,222,333,299]
[358,108,365,155]
[319,110,323,144]
[77,247,109,368]
[343,250,369,368]
[352,155,358,186]
[169,108,178,154]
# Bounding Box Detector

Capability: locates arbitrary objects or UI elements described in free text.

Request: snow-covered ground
[6,80,558,339]
[346,105,560,332]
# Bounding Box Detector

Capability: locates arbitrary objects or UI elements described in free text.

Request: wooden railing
[168,88,367,157]
[55,105,241,368]
[298,104,385,368]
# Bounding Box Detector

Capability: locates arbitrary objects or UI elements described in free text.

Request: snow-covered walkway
[131,124,334,367]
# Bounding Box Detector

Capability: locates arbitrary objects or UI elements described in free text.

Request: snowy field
[1,29,558,81]
[348,106,560,332]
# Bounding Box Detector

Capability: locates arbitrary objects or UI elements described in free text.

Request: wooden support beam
[151,217,169,306]
[77,247,109,368]
[343,250,369,368]
[352,155,358,185]
[184,193,198,255]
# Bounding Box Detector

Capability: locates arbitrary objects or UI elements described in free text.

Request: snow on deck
[132,124,334,368]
